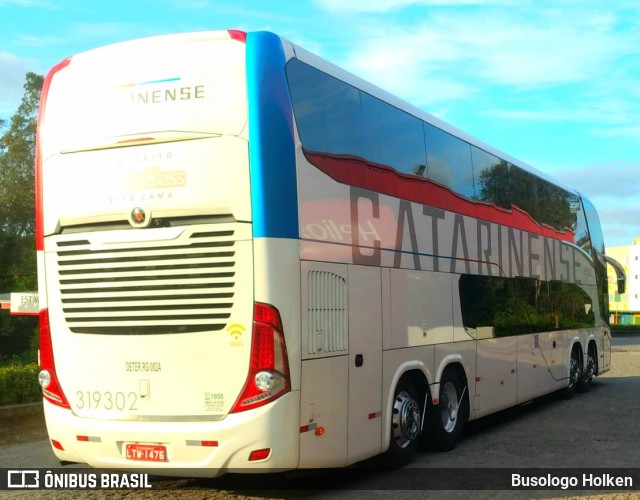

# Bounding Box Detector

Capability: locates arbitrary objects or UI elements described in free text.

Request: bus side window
[286,59,364,158]
[424,123,474,199]
[360,92,426,175]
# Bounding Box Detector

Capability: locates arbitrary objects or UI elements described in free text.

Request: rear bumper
[43,391,300,477]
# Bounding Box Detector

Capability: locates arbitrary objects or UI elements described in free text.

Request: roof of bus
[52,29,581,200]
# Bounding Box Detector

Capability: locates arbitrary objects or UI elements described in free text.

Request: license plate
[125,443,167,462]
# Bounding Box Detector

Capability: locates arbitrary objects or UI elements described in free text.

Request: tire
[384,379,423,468]
[578,343,597,393]
[428,369,468,452]
[562,345,582,399]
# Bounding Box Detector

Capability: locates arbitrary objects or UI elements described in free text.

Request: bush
[0,315,38,361]
[0,363,41,405]
[611,325,640,335]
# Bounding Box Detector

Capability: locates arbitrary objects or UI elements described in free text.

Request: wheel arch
[426,358,471,452]
[433,355,470,406]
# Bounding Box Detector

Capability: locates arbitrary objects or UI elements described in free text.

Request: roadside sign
[10,292,39,316]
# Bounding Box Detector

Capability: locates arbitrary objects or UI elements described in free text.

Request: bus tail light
[38,309,70,409]
[231,303,290,413]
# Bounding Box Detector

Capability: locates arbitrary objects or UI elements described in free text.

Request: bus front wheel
[384,379,422,467]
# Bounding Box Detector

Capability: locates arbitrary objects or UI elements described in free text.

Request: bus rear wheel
[429,369,468,452]
[562,345,582,399]
[578,343,597,393]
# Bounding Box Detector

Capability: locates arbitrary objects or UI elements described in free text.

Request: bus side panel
[389,269,463,348]
[538,330,567,392]
[516,330,567,403]
[299,356,348,468]
[516,334,544,402]
[346,265,383,465]
[298,263,384,467]
[475,337,518,417]
[299,261,348,467]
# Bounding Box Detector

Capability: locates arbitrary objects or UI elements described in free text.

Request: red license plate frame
[125,443,167,462]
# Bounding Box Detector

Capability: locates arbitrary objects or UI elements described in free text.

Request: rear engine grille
[55,229,237,335]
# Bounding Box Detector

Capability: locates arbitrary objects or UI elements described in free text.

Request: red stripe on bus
[35,57,72,251]
[304,150,575,244]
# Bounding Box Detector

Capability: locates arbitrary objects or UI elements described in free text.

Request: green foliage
[0,362,40,405]
[0,72,43,362]
[0,315,38,361]
[0,72,42,238]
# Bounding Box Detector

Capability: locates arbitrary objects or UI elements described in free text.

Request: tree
[0,72,43,361]
[477,159,575,233]
[0,72,42,238]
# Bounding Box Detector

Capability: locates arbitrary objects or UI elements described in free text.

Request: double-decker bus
[35,30,626,475]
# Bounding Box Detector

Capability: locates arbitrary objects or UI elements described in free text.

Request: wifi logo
[227,324,246,342]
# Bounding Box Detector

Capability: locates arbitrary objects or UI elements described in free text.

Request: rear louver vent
[307,270,347,355]
[55,230,236,335]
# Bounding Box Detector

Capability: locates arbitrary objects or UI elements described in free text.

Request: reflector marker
[368,411,382,420]
[76,435,101,443]
[248,448,270,461]
[186,440,219,447]
[300,422,318,433]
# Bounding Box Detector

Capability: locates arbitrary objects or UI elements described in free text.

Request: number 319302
[75,390,138,411]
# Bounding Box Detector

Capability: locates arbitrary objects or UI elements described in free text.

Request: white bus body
[36,30,619,476]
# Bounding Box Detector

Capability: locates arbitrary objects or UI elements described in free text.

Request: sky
[1,0,639,248]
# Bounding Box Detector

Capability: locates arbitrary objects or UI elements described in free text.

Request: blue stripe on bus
[246,32,299,239]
